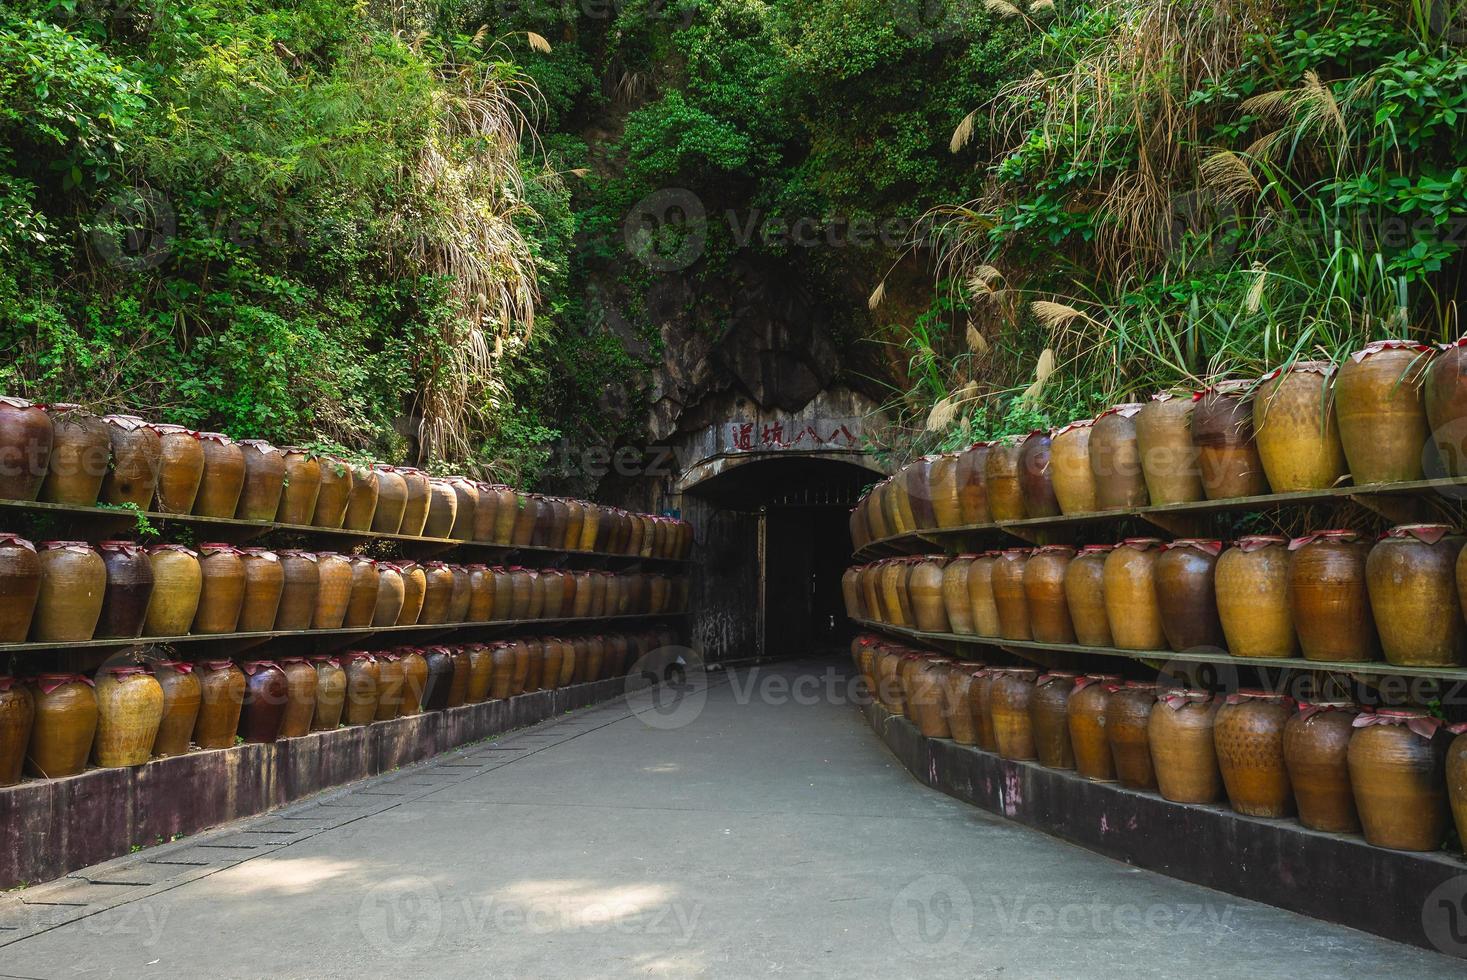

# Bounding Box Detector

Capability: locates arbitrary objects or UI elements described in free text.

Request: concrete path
[1,660,1461,978]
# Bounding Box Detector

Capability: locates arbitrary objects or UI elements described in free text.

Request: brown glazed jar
[966,553,1002,637]
[1017,431,1061,518]
[1335,340,1432,485]
[25,674,98,778]
[369,465,408,533]
[1105,681,1158,790]
[398,467,434,536]
[419,562,456,624]
[1148,690,1222,804]
[1090,404,1149,510]
[143,544,201,636]
[1030,671,1079,769]
[273,550,320,631]
[465,644,494,703]
[312,552,353,629]
[95,540,154,639]
[1155,539,1225,652]
[341,653,381,725]
[374,654,405,721]
[0,677,33,786]
[421,647,455,709]
[424,478,459,538]
[1102,539,1166,651]
[33,540,105,642]
[192,660,245,750]
[398,650,428,715]
[448,564,473,622]
[342,464,379,531]
[956,442,992,525]
[909,558,950,633]
[310,456,353,528]
[970,669,998,751]
[235,440,287,521]
[152,424,205,514]
[237,661,288,744]
[1024,545,1076,644]
[0,534,41,642]
[150,662,200,758]
[907,659,952,738]
[1288,531,1377,662]
[927,452,964,528]
[874,647,906,714]
[193,433,246,518]
[1192,381,1269,500]
[1254,362,1347,491]
[193,543,246,635]
[343,555,380,627]
[941,666,979,746]
[1213,691,1295,817]
[903,458,937,531]
[878,560,913,627]
[984,435,1027,522]
[374,563,406,626]
[991,549,1032,641]
[487,643,516,700]
[842,566,864,620]
[447,477,479,541]
[397,561,427,625]
[1449,727,1467,852]
[940,556,975,634]
[237,548,285,632]
[99,415,160,509]
[539,568,566,620]
[1369,524,1466,666]
[1064,545,1113,647]
[1427,339,1467,476]
[276,658,318,738]
[1049,420,1098,515]
[877,479,904,538]
[1068,675,1121,781]
[1283,701,1362,833]
[310,656,347,730]
[483,485,516,546]
[1135,393,1205,505]
[1348,709,1450,850]
[1215,536,1296,658]
[990,668,1039,761]
[93,666,164,768]
[509,638,533,695]
[274,448,322,526]
[40,404,109,505]
[897,654,927,722]
[0,396,53,501]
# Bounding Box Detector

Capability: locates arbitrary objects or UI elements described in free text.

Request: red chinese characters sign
[725,419,861,452]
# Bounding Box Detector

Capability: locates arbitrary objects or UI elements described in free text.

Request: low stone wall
[0,677,627,888]
[862,702,1467,956]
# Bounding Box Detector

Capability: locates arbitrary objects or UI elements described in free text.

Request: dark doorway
[763,504,854,657]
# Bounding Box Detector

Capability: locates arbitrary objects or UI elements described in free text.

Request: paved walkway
[1,660,1461,978]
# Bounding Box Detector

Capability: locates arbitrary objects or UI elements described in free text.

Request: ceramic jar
[342,465,379,531]
[237,661,288,744]
[0,677,32,786]
[909,558,949,633]
[275,550,321,631]
[398,650,428,715]
[374,563,406,626]
[374,654,405,721]
[970,669,998,751]
[275,448,322,525]
[1030,671,1078,769]
[991,549,1032,641]
[465,644,494,703]
[1288,531,1377,662]
[419,562,455,624]
[1024,545,1076,643]
[1064,545,1113,647]
[0,534,40,643]
[940,557,974,634]
[1369,524,1465,666]
[1216,536,1296,658]
[310,656,347,731]
[421,647,454,710]
[1449,728,1467,852]
[95,540,153,639]
[1102,539,1166,651]
[152,424,205,514]
[25,674,97,778]
[93,666,164,767]
[1090,404,1149,510]
[99,415,160,508]
[341,653,380,725]
[1426,339,1467,477]
[424,478,459,538]
[344,556,380,628]
[1105,681,1158,790]
[538,569,565,620]
[194,433,246,518]
[1134,393,1204,505]
[1253,362,1347,491]
[33,540,105,642]
[311,552,353,629]
[150,662,200,758]
[1213,691,1295,817]
[1068,675,1121,780]
[237,548,285,632]
[369,465,408,533]
[903,458,937,530]
[0,396,53,501]
[927,452,964,528]
[448,564,473,622]
[1283,702,1361,833]
[878,561,912,627]
[842,566,863,620]
[941,666,979,746]
[193,543,245,634]
[1155,539,1225,651]
[1335,340,1432,484]
[40,404,108,505]
[984,436,1027,522]
[192,660,245,750]
[1148,690,1222,803]
[447,476,479,540]
[1192,381,1269,499]
[965,553,1002,637]
[397,561,427,624]
[1348,709,1450,850]
[277,658,318,737]
[560,498,584,549]
[143,544,201,636]
[311,456,353,528]
[990,668,1039,761]
[1049,420,1098,515]
[956,443,991,525]
[1017,431,1061,518]
[480,485,513,545]
[907,659,952,738]
[510,493,539,547]
[235,440,286,521]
